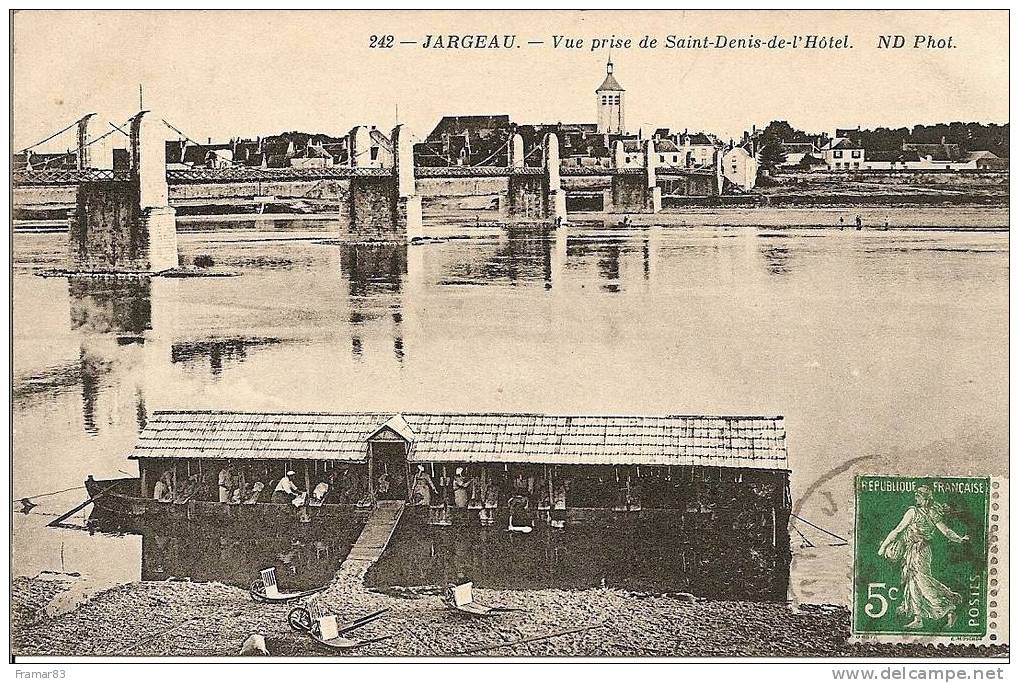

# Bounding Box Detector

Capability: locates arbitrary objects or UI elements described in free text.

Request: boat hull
[85,477,371,529]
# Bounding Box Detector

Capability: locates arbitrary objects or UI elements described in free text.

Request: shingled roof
[130,411,788,470]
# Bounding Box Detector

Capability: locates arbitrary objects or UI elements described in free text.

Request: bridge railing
[13,163,716,187]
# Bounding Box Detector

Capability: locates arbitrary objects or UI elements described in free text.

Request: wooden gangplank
[345,500,405,563]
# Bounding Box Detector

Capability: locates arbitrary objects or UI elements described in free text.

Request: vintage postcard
[8,8,1009,670]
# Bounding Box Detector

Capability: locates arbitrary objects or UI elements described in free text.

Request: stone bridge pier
[69,111,179,273]
[608,139,662,214]
[346,124,423,241]
[504,133,567,223]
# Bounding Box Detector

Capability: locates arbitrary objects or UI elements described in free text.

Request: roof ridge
[149,409,784,420]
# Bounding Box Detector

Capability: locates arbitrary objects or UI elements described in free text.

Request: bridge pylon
[345,124,422,240]
[75,114,96,170]
[608,138,661,214]
[69,111,179,273]
[504,132,567,223]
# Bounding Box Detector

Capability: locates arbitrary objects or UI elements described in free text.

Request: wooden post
[139,460,149,498]
[367,444,375,499]
[304,463,311,495]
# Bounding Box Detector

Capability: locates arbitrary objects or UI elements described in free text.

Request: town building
[722,145,758,190]
[415,115,513,167]
[596,59,625,135]
[819,137,865,170]
[778,141,818,167]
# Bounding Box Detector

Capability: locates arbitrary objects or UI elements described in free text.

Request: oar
[339,608,389,635]
[47,482,123,527]
[345,634,393,648]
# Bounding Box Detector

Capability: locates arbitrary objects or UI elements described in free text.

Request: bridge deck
[13,164,713,187]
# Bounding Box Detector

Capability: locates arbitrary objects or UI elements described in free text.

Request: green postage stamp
[853,475,995,641]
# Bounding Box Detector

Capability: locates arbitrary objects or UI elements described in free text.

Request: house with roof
[290,145,335,168]
[861,149,921,170]
[964,150,1007,170]
[778,141,818,167]
[722,145,758,191]
[819,137,865,170]
[181,143,234,168]
[415,115,513,167]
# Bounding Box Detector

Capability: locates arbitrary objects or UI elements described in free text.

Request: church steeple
[596,57,625,134]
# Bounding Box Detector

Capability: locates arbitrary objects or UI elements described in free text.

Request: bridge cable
[17,116,88,154]
[468,138,511,168]
[26,120,134,171]
[415,146,458,167]
[161,118,236,166]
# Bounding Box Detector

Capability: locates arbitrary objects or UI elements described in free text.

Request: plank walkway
[345,500,405,563]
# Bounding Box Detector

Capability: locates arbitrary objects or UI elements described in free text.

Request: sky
[12,10,1009,156]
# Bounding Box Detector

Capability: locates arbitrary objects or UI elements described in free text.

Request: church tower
[596,58,625,134]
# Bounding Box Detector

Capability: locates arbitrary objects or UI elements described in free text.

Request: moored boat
[88,410,792,549]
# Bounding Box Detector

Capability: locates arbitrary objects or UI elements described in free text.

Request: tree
[757,136,788,173]
[762,120,809,143]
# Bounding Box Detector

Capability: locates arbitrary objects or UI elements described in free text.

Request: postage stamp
[853,476,992,640]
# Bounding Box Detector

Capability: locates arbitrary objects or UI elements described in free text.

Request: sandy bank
[11,563,1007,658]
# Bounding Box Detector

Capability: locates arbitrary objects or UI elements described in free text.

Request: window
[851,150,861,159]
[833,150,843,159]
[853,162,860,168]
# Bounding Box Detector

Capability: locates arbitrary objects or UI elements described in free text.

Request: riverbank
[12,564,1007,658]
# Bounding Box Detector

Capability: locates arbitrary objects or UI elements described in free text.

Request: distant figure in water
[838,216,845,230]
[855,215,863,230]
[884,219,890,231]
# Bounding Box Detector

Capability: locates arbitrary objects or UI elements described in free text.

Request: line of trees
[756,120,1009,158]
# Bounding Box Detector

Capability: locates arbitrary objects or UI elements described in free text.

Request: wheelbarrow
[288,599,392,651]
[443,581,523,617]
[249,567,323,604]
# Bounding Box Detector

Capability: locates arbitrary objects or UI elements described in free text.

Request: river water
[12,208,1009,606]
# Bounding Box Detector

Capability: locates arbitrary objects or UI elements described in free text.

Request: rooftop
[129,410,789,470]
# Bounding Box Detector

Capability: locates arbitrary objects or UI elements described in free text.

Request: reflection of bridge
[15,111,718,273]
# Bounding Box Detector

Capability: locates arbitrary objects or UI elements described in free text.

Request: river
[12,207,1009,606]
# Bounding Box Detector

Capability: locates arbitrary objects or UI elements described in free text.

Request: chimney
[207,137,211,144]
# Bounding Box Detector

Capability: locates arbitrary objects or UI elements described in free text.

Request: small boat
[84,475,369,527]
[288,602,391,651]
[444,581,522,617]
[249,567,323,604]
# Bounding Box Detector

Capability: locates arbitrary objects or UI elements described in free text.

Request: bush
[193,254,215,268]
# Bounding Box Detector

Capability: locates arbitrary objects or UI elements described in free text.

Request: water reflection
[340,242,407,364]
[759,243,793,276]
[567,231,654,293]
[170,337,283,377]
[366,510,789,601]
[95,519,366,591]
[68,276,152,337]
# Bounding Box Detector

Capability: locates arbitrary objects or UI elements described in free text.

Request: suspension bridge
[13,111,719,273]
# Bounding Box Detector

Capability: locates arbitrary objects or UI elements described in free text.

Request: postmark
[853,475,991,640]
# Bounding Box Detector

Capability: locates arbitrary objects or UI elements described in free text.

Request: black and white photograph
[7,9,1010,671]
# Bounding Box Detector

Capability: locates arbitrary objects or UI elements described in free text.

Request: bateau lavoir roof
[130,411,788,470]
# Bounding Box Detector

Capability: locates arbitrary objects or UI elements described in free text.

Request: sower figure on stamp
[877,485,969,629]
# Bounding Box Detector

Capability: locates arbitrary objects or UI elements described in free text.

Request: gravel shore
[11,561,1007,658]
